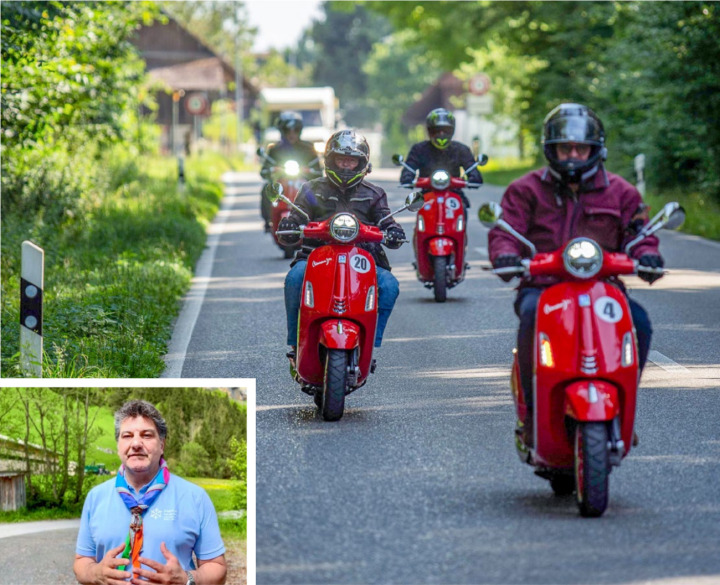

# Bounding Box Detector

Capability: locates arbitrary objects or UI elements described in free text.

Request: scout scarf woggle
[115,458,170,570]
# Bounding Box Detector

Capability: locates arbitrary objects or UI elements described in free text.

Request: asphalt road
[165,171,720,584]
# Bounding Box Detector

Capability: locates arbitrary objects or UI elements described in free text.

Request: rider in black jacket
[400,108,483,211]
[278,130,406,359]
[260,111,321,231]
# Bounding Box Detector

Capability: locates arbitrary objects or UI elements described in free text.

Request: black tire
[321,349,348,421]
[575,422,609,517]
[432,255,448,303]
[550,474,575,496]
[283,245,295,259]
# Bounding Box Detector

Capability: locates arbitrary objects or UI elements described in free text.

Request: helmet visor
[545,115,602,145]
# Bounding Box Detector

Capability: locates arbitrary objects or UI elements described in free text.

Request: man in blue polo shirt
[74,400,227,585]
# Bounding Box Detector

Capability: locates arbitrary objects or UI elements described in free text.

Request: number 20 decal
[350,254,371,274]
[593,296,623,323]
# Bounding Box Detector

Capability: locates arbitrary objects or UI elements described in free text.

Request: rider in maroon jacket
[488,103,664,445]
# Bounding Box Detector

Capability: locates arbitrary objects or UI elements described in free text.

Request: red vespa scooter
[479,201,685,516]
[392,154,487,302]
[273,185,424,421]
[257,147,321,258]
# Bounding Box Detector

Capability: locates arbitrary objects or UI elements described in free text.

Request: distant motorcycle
[257,147,320,259]
[272,184,424,421]
[392,153,487,302]
[480,200,685,517]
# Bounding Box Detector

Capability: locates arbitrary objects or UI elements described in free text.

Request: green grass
[642,186,720,241]
[1,150,234,377]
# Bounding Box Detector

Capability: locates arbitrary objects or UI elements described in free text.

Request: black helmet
[276,111,303,136]
[426,108,456,150]
[542,103,607,183]
[324,129,370,191]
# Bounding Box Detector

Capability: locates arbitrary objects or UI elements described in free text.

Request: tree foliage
[366,1,720,198]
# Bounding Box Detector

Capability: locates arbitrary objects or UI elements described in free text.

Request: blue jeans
[514,287,652,409]
[284,260,400,347]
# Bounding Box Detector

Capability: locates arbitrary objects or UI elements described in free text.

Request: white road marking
[0,519,80,539]
[648,350,691,373]
[162,176,238,378]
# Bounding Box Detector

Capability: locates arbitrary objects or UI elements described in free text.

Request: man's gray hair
[114,399,168,441]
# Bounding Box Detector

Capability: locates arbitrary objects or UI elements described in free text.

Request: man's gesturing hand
[93,543,133,585]
[133,542,187,585]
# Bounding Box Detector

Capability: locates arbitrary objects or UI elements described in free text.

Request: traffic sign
[469,73,491,96]
[185,93,209,116]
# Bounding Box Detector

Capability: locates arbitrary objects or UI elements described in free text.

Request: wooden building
[0,471,26,511]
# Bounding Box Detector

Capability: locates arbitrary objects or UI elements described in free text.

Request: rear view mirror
[391,154,404,166]
[478,154,489,167]
[478,202,503,227]
[269,182,283,202]
[406,192,425,212]
[661,202,685,231]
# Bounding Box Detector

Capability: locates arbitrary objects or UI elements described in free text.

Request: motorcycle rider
[278,129,406,364]
[399,108,483,212]
[260,110,322,232]
[488,103,663,445]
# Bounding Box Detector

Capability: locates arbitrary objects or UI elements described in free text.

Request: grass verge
[1,150,238,377]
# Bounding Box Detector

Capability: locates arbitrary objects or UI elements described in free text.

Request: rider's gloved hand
[277,217,301,244]
[384,226,406,249]
[638,254,664,284]
[493,254,523,282]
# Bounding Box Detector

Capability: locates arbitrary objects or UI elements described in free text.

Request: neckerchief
[115,458,170,570]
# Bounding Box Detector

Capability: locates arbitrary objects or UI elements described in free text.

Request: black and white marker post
[20,241,44,377]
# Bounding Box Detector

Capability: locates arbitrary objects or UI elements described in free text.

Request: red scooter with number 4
[257,147,321,258]
[273,184,424,421]
[480,201,685,516]
[392,153,487,302]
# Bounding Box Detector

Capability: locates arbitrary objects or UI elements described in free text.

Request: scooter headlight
[283,160,300,177]
[430,170,451,190]
[330,213,359,242]
[563,237,603,279]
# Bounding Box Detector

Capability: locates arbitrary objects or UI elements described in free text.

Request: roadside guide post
[634,153,646,198]
[20,241,44,377]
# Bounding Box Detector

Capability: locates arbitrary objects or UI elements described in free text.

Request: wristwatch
[185,570,196,585]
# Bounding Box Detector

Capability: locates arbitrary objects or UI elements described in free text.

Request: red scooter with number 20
[480,201,685,517]
[273,184,424,421]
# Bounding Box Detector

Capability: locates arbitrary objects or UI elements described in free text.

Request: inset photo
[0,383,253,585]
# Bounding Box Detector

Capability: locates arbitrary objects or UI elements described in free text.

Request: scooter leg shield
[319,320,361,350]
[564,380,620,421]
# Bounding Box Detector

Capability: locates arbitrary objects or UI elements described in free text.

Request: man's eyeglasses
[556,143,592,157]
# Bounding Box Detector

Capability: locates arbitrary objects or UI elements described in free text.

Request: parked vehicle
[257,147,320,258]
[392,153,487,302]
[479,200,685,516]
[272,185,424,421]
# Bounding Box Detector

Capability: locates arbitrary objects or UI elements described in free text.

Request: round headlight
[563,237,603,279]
[330,213,360,242]
[430,170,451,190]
[284,160,300,177]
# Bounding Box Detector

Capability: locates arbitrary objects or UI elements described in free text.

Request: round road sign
[185,93,209,115]
[469,73,491,96]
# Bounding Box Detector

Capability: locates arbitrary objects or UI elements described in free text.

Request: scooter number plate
[594,296,623,323]
[350,254,372,274]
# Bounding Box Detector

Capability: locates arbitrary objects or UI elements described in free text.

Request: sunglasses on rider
[556,143,592,157]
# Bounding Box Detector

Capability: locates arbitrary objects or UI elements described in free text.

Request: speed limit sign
[468,73,491,96]
[185,93,209,115]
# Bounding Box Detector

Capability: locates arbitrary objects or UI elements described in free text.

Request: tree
[303,2,393,126]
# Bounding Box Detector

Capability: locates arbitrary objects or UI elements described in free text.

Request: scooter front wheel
[432,256,448,302]
[321,349,349,421]
[574,421,609,517]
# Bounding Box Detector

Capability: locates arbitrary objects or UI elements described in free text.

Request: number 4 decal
[351,254,371,274]
[593,296,623,323]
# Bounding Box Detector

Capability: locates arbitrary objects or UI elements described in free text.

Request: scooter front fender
[428,237,455,257]
[319,319,361,350]
[564,380,620,421]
